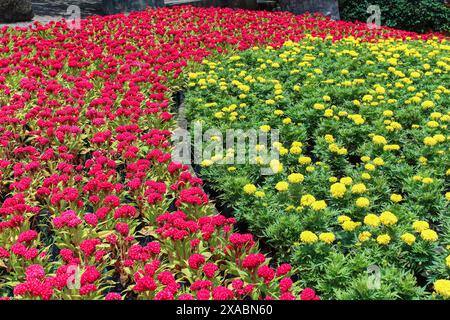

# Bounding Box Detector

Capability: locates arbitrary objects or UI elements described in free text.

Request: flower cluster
[185,33,449,299]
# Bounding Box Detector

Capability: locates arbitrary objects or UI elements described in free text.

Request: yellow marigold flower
[201,159,213,167]
[383,110,394,117]
[423,136,437,146]
[365,163,376,171]
[372,135,387,145]
[355,197,370,208]
[421,229,438,242]
[265,99,275,105]
[358,231,372,242]
[319,232,335,244]
[361,156,370,162]
[274,109,284,116]
[282,118,292,124]
[260,125,271,132]
[446,192,450,201]
[380,211,398,226]
[270,159,283,174]
[329,176,338,183]
[338,215,351,223]
[446,255,450,268]
[361,173,371,180]
[330,183,347,198]
[377,234,391,245]
[390,194,403,202]
[373,157,385,166]
[243,184,257,194]
[301,194,316,206]
[300,231,318,244]
[401,233,416,245]
[255,191,265,198]
[289,146,302,155]
[324,134,334,143]
[288,173,304,184]
[351,183,367,194]
[323,95,331,102]
[311,200,327,211]
[434,279,450,298]
[422,177,433,184]
[413,220,430,232]
[364,214,380,227]
[339,177,352,186]
[228,167,236,172]
[275,181,289,192]
[298,156,312,165]
[306,165,315,172]
[342,220,360,232]
[421,100,434,109]
[313,103,325,110]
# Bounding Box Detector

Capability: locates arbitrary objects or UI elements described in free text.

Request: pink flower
[203,263,219,278]
[105,292,122,300]
[242,253,265,269]
[188,254,205,270]
[300,288,318,300]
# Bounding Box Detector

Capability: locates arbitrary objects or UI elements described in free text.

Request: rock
[0,0,34,23]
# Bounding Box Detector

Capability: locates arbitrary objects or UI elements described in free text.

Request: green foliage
[339,0,450,33]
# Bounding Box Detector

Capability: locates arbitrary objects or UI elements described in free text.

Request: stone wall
[0,0,34,22]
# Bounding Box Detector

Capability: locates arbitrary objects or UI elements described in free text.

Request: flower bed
[184,36,450,299]
[0,5,447,300]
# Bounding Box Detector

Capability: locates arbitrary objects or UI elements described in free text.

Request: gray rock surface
[0,0,34,22]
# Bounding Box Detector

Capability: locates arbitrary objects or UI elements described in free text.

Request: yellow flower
[243,184,257,194]
[358,231,372,242]
[201,159,213,167]
[330,183,347,198]
[373,157,385,166]
[372,135,387,145]
[319,232,335,244]
[340,177,353,185]
[337,215,351,224]
[434,279,450,298]
[275,181,289,192]
[364,214,380,227]
[255,191,265,198]
[379,211,398,226]
[377,234,391,245]
[313,103,325,110]
[423,136,437,146]
[446,255,450,268]
[301,194,316,206]
[421,100,434,109]
[260,125,271,132]
[361,173,371,180]
[390,194,403,202]
[311,200,327,211]
[421,229,438,242]
[342,220,360,232]
[282,118,292,125]
[401,233,416,245]
[365,163,376,171]
[288,173,304,184]
[298,156,312,165]
[355,197,370,208]
[422,177,433,184]
[446,192,450,201]
[413,220,430,232]
[351,183,367,194]
[300,231,318,244]
[269,159,283,174]
[227,166,236,172]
